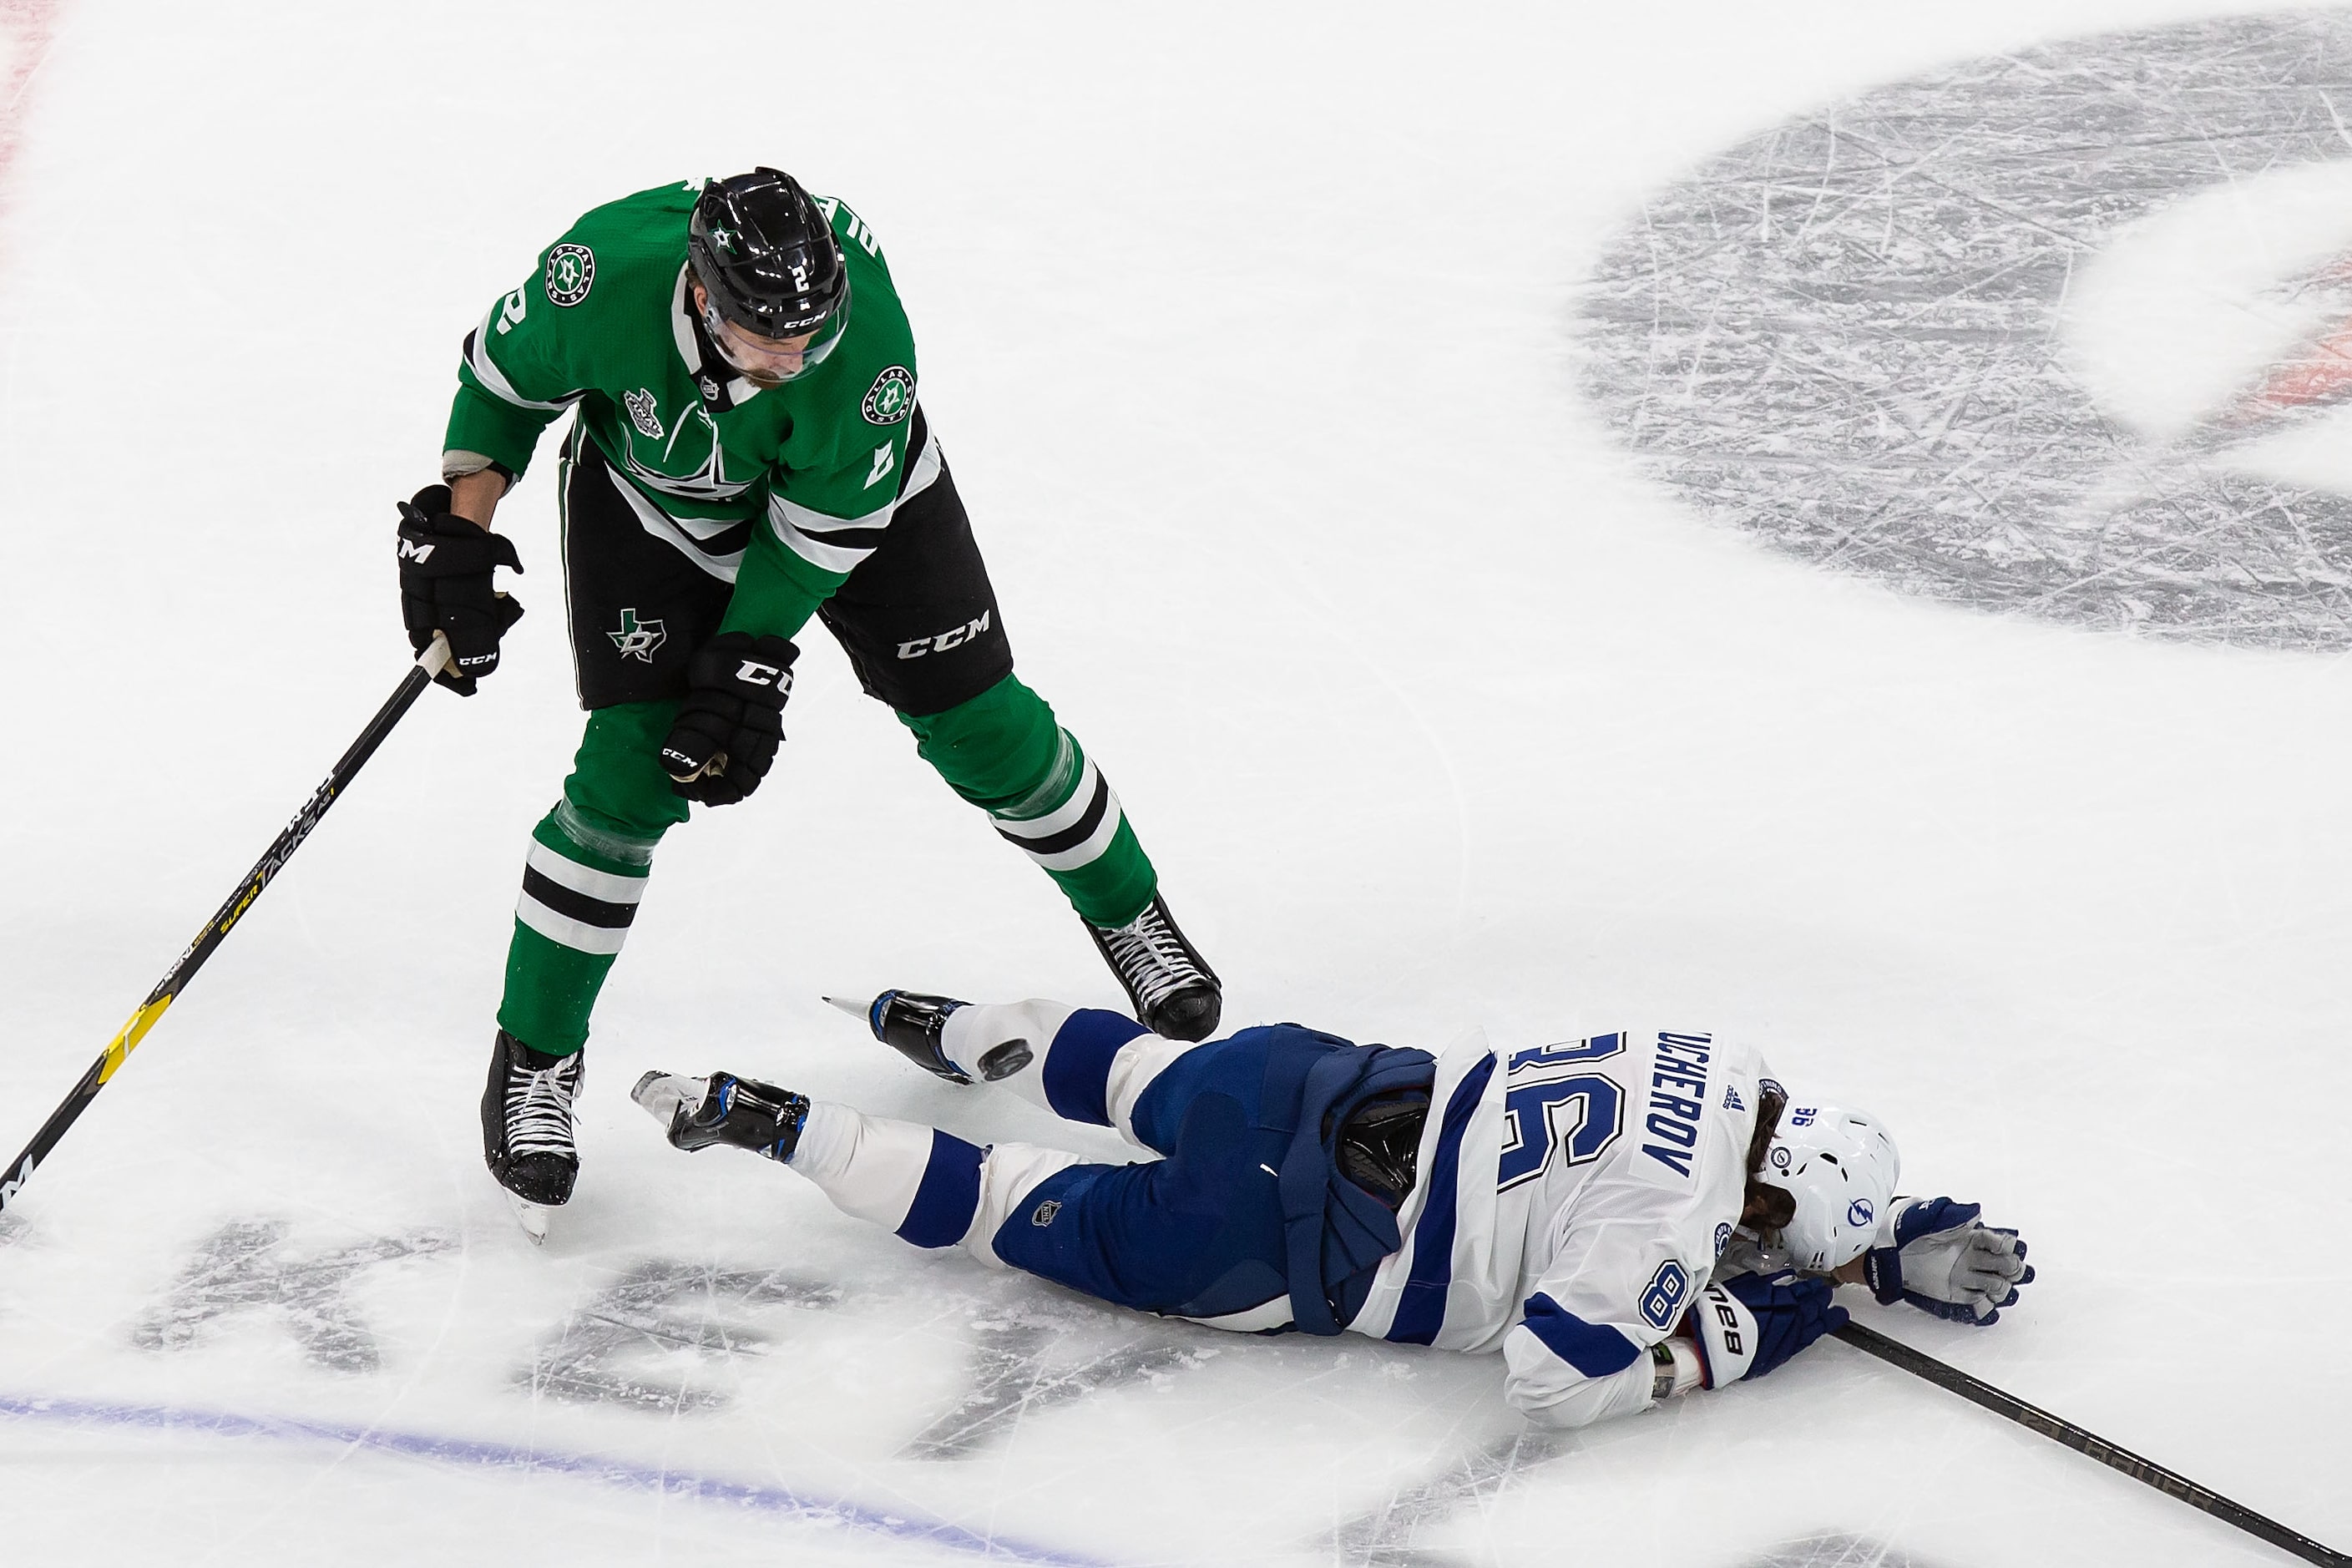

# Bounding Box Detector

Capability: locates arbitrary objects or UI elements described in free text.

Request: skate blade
[508,1192,550,1245]
[630,1070,703,1128]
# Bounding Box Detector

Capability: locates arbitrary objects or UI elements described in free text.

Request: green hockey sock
[900,675,1157,928]
[496,704,687,1055]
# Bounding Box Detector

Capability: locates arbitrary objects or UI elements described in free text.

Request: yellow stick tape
[94,995,175,1085]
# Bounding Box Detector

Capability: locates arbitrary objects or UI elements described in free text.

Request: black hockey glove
[1687,1270,1847,1388]
[397,485,524,695]
[660,632,798,805]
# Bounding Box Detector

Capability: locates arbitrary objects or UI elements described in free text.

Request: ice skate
[828,990,1040,1084]
[631,1070,807,1161]
[481,1029,584,1241]
[1085,894,1221,1040]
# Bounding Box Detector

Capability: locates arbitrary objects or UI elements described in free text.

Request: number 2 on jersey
[1497,1033,1626,1192]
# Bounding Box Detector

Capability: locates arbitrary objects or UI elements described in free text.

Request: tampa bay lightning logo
[1713,1222,1732,1257]
[1848,1198,1875,1228]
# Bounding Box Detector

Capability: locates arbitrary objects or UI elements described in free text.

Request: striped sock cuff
[514,837,647,958]
[993,748,1126,874]
[896,1130,987,1248]
[1040,1009,1151,1127]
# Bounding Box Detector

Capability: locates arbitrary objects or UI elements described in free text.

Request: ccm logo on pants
[898,611,991,660]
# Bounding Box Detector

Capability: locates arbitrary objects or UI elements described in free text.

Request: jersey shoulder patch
[862,366,915,425]
[544,243,594,306]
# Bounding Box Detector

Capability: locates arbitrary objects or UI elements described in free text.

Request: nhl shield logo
[544,243,595,307]
[608,609,666,663]
[862,365,915,425]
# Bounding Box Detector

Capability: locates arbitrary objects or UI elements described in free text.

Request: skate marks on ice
[40,1223,1939,1566]
[1317,1431,1950,1568]
[1582,9,2352,648]
[1323,1429,1570,1568]
[898,1278,1214,1460]
[518,1257,842,1412]
[1741,1536,1947,1568]
[130,1219,450,1374]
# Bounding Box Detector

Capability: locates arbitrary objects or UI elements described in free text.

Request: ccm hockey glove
[1863,1197,2033,1324]
[397,486,524,695]
[661,633,798,806]
[1687,1269,1848,1388]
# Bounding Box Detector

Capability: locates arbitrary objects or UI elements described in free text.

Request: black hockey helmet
[687,168,852,355]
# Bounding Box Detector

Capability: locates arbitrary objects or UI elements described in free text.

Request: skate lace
[506,1055,582,1159]
[1100,907,1205,1013]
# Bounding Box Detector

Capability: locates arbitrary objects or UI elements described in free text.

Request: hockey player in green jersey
[392,169,1221,1234]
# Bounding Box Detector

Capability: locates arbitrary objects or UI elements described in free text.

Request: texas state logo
[1584,9,2352,649]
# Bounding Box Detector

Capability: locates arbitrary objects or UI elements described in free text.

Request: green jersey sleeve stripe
[464,306,574,412]
[766,493,889,573]
[596,461,746,583]
[762,427,942,571]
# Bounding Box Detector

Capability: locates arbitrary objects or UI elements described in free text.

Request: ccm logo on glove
[394,486,524,695]
[661,632,799,807]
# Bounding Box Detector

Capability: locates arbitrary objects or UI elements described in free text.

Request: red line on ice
[0,0,59,203]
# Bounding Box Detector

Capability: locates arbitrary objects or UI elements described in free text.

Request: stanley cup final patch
[1582,10,2352,650]
[544,243,595,307]
[862,366,915,425]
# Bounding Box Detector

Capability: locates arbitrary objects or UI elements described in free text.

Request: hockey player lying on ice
[632,995,2032,1428]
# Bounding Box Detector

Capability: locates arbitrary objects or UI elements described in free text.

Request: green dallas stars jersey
[443,178,930,640]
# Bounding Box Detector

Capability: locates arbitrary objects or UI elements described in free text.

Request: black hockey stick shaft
[0,637,452,1216]
[1833,1321,2348,1567]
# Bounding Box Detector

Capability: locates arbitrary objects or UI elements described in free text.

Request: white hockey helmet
[1758,1103,1900,1272]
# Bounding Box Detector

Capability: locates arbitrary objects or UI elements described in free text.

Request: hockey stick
[1833,1321,2348,1567]
[0,635,453,1218]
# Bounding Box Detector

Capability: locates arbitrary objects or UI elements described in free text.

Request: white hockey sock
[942,999,1199,1148]
[940,999,1075,1111]
[786,1100,1090,1266]
[787,1101,948,1232]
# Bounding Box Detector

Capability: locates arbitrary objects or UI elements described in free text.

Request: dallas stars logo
[862,365,915,426]
[608,609,666,663]
[544,243,595,307]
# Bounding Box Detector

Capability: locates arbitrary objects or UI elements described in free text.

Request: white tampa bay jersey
[1348,1026,1773,1394]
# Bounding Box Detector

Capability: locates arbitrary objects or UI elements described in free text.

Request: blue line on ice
[0,1391,1113,1565]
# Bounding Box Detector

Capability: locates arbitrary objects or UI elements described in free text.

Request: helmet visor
[701,297,849,387]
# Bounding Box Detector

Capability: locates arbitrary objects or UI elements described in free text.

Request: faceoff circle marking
[1584,10,2352,649]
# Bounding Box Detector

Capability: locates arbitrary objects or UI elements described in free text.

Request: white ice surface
[2,2,2349,1565]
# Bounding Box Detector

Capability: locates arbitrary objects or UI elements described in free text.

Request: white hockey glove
[1862,1197,2033,1324]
